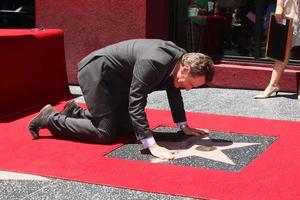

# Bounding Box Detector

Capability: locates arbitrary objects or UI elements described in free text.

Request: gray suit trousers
[46,57,133,144]
[47,103,132,144]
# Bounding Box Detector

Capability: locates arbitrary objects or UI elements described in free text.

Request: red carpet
[1,103,300,199]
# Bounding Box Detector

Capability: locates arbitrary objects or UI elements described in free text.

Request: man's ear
[180,65,190,74]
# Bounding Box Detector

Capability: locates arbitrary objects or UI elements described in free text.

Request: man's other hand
[149,143,176,160]
[182,125,209,136]
[275,5,284,23]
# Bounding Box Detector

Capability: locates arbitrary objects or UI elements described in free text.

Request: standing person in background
[186,0,208,52]
[235,0,256,56]
[255,0,300,99]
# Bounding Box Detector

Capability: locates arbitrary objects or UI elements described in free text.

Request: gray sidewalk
[1,86,299,200]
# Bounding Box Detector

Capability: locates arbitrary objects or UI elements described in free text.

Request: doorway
[169,0,300,64]
[0,0,35,28]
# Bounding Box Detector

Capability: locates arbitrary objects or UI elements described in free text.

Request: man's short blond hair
[181,53,214,82]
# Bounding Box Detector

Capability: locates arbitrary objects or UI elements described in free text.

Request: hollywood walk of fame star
[151,136,260,165]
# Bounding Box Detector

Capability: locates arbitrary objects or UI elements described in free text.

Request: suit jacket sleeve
[128,59,159,141]
[165,80,186,123]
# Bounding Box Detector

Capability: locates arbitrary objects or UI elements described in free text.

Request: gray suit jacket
[78,39,186,140]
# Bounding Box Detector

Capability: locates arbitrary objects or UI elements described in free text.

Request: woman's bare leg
[254,61,286,99]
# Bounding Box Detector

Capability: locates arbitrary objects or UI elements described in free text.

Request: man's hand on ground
[148,143,176,160]
[182,125,209,136]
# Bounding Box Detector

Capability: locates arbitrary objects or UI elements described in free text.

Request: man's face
[173,65,206,91]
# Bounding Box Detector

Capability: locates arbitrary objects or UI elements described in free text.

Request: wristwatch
[180,124,187,130]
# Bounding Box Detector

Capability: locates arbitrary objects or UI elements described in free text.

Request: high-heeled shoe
[254,86,280,99]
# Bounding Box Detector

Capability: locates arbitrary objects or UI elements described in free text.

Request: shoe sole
[63,100,75,109]
[61,100,78,116]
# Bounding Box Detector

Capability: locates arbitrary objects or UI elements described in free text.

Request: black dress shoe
[28,104,56,139]
[61,100,79,117]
